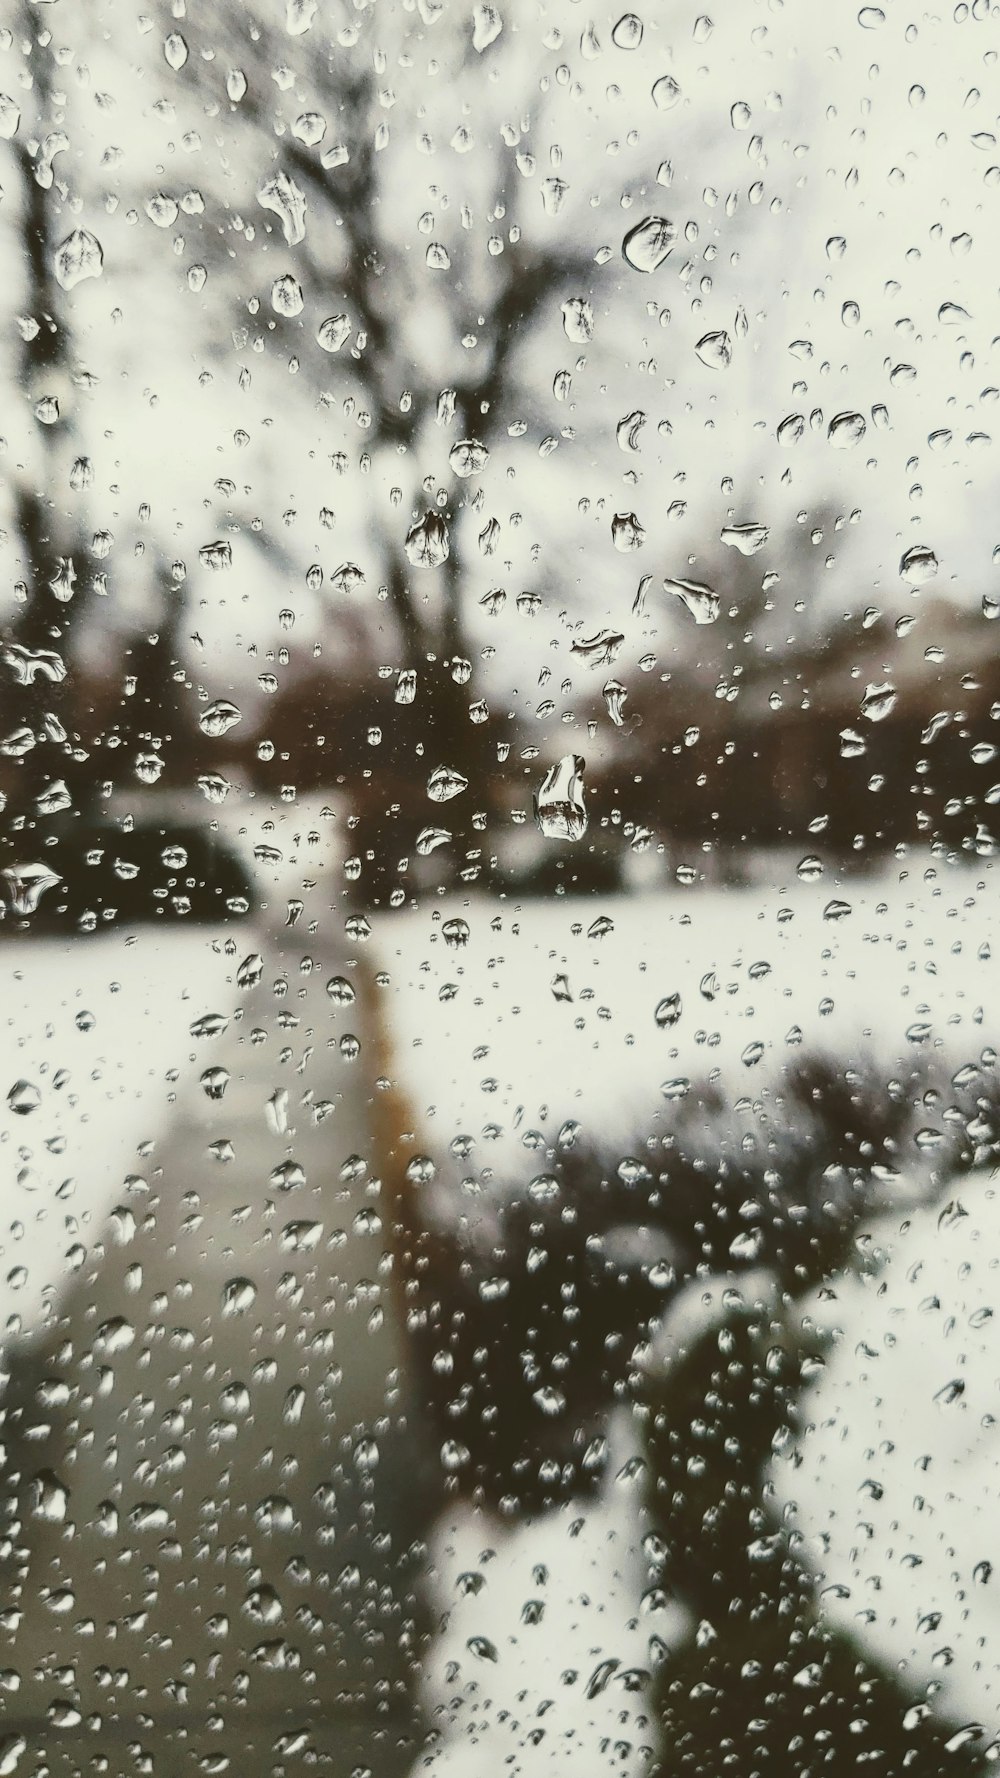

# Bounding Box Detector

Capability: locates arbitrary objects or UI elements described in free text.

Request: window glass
[1,3,996,1772]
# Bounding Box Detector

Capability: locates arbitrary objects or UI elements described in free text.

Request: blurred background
[1,0,1000,1772]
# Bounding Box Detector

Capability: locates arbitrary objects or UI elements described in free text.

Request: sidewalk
[0,920,439,1776]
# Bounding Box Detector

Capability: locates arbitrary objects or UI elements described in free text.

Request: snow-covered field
[380,860,997,1188]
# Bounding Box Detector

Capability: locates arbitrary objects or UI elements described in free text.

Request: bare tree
[114,0,609,896]
[0,2,102,916]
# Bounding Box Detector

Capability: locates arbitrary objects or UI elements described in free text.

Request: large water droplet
[3,863,61,915]
[94,1316,135,1356]
[665,575,720,624]
[541,176,569,216]
[317,313,351,352]
[255,1495,294,1533]
[899,544,938,585]
[534,754,587,841]
[658,1066,690,1095]
[164,31,189,69]
[199,539,232,571]
[720,521,769,555]
[585,1658,620,1699]
[416,825,451,856]
[53,228,104,290]
[354,1435,379,1471]
[7,1080,40,1115]
[468,1634,499,1662]
[473,4,503,51]
[283,1386,306,1428]
[777,412,805,446]
[257,170,307,245]
[616,409,646,452]
[533,1384,566,1416]
[405,512,450,566]
[281,1219,321,1252]
[861,681,897,722]
[427,765,468,802]
[271,274,304,317]
[603,679,627,725]
[331,561,365,593]
[237,952,264,988]
[695,330,732,369]
[0,1735,26,1776]
[612,511,645,551]
[134,752,164,785]
[286,0,317,34]
[441,1438,470,1472]
[29,1470,69,1523]
[199,699,242,737]
[651,75,682,111]
[561,296,594,342]
[622,216,676,272]
[449,438,489,478]
[146,192,179,229]
[271,1160,306,1192]
[612,13,643,48]
[198,773,232,804]
[828,410,866,449]
[222,1277,258,1316]
[36,778,71,816]
[3,642,64,688]
[570,628,623,667]
[0,95,20,141]
[654,994,682,1028]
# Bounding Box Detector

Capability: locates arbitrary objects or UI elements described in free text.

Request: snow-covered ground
[414,1406,681,1778]
[778,1164,1000,1726]
[378,858,1000,1749]
[412,1177,1000,1766]
[2,855,998,1753]
[379,859,997,1190]
[0,924,237,1346]
[0,792,348,1351]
